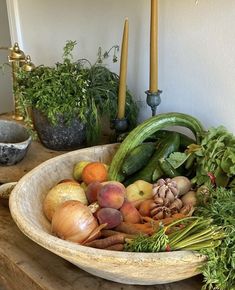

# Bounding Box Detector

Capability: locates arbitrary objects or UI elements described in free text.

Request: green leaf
[166,151,191,169]
[220,147,235,175]
[196,187,235,290]
[16,41,139,145]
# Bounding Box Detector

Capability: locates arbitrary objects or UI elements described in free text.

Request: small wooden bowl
[9,144,206,285]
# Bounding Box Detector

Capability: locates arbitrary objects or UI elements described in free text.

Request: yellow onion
[51,200,99,244]
[43,181,88,221]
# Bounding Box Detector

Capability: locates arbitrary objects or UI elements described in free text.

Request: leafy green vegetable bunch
[196,187,235,290]
[191,126,235,188]
[124,216,225,253]
[167,126,235,188]
[17,40,138,145]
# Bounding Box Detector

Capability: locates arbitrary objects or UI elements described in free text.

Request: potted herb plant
[17,40,138,150]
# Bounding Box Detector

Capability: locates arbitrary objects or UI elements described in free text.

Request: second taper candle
[117,18,129,119]
[150,0,158,93]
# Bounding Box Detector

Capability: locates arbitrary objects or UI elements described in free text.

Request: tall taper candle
[117,18,129,119]
[150,0,158,93]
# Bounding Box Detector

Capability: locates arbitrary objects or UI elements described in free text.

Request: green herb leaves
[192,126,235,187]
[17,41,138,145]
[124,217,225,253]
[196,187,235,290]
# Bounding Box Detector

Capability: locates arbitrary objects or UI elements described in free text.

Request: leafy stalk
[124,217,225,253]
[192,126,235,187]
[16,40,138,145]
[125,226,169,252]
[196,187,235,290]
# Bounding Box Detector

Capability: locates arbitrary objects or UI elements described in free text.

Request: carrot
[114,222,155,235]
[141,216,156,223]
[104,243,124,251]
[101,229,136,239]
[159,213,187,226]
[84,234,125,249]
[172,213,187,219]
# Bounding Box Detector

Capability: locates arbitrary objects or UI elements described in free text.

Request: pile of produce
[43,112,235,290]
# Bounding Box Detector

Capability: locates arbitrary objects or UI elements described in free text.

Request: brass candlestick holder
[22,55,35,72]
[8,43,26,120]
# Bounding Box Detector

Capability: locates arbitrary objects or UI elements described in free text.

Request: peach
[97,183,125,209]
[85,181,102,203]
[96,208,123,229]
[120,200,141,224]
[101,181,126,192]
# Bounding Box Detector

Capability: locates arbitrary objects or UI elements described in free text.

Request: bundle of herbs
[166,126,235,189]
[16,40,138,145]
[124,216,225,253]
[192,126,235,188]
[196,186,235,290]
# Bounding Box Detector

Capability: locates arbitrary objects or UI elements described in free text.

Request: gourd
[121,143,156,176]
[124,132,180,185]
[108,112,204,181]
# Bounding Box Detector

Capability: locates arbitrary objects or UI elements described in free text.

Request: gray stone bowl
[0,120,31,166]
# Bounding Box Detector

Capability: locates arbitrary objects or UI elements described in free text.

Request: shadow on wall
[0,0,13,114]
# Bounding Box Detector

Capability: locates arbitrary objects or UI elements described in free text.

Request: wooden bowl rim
[9,144,207,264]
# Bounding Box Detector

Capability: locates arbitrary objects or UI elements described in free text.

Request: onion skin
[51,200,99,244]
[43,181,88,221]
[181,191,197,206]
[171,176,192,196]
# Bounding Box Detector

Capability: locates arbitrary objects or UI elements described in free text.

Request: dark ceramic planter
[0,120,31,165]
[32,109,86,151]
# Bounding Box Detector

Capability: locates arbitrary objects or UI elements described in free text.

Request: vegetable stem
[169,219,200,246]
[180,240,221,251]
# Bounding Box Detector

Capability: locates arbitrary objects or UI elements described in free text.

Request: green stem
[183,219,212,236]
[179,240,221,251]
[171,227,215,247]
[172,231,224,250]
[169,219,201,246]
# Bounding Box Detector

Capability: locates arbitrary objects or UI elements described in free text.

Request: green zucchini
[124,132,180,185]
[109,112,204,181]
[121,143,156,176]
[158,157,181,178]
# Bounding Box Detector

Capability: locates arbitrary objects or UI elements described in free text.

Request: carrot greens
[196,187,235,290]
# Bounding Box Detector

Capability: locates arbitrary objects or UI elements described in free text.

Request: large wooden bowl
[9,144,206,285]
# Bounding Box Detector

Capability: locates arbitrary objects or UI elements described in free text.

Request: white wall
[0,0,13,114]
[8,0,235,133]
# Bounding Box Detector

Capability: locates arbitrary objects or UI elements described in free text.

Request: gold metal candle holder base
[8,43,35,122]
[12,114,24,121]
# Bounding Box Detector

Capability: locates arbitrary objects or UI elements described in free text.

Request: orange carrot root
[104,243,124,251]
[101,229,136,239]
[84,234,125,249]
[114,222,155,235]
